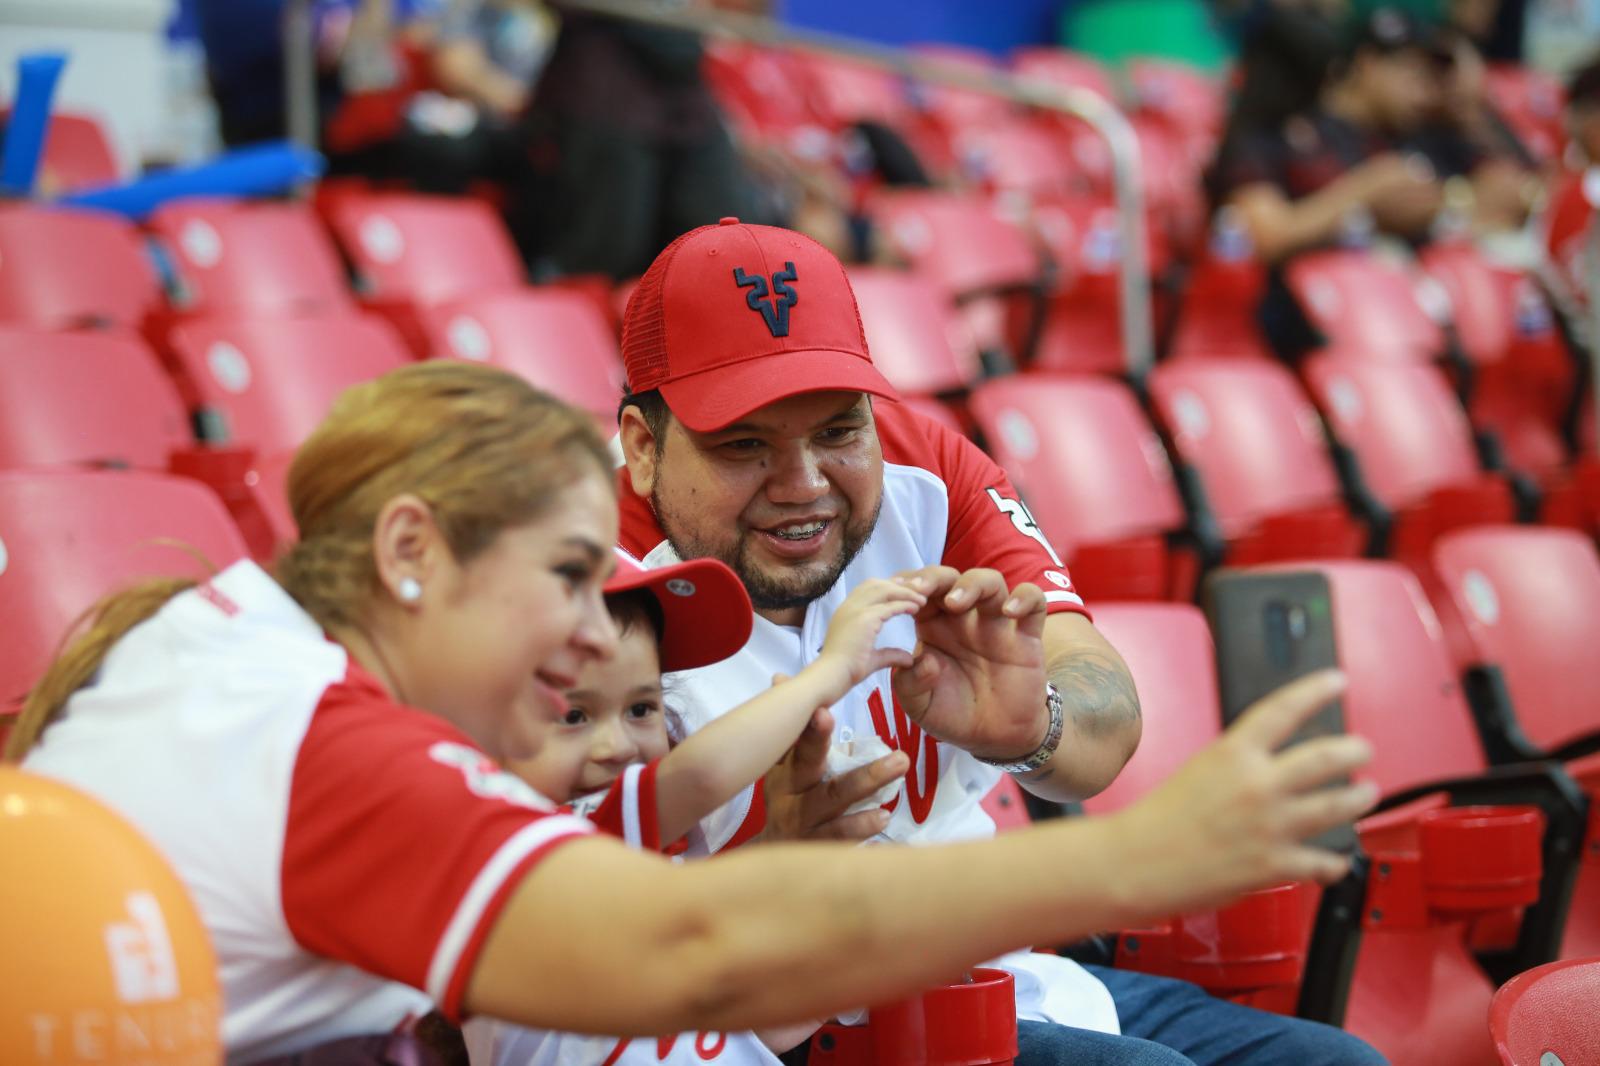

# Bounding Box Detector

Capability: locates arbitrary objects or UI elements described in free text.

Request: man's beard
[653,490,881,612]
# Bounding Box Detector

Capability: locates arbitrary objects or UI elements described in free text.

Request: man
[1209,7,1452,264]
[614,217,1386,1065]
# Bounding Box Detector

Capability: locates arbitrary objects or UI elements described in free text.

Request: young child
[465,549,925,1066]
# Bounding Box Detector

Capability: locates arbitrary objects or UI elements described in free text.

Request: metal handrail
[281,0,1154,375]
[283,0,319,153]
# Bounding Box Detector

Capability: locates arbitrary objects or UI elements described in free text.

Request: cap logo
[734,262,799,337]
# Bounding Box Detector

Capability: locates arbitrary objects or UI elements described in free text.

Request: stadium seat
[870,190,1045,361]
[1,108,120,193]
[1075,601,1339,1015]
[0,469,249,706]
[323,193,527,352]
[1282,249,1447,364]
[969,374,1195,600]
[847,267,980,397]
[1432,526,1600,757]
[0,204,161,331]
[0,327,192,470]
[948,118,1080,200]
[1285,561,1588,1065]
[1147,358,1364,565]
[1127,59,1224,154]
[1300,357,1516,565]
[164,314,412,456]
[1432,527,1600,959]
[1079,603,1220,814]
[417,289,625,425]
[978,775,1031,833]
[1008,47,1117,104]
[148,198,354,318]
[1489,956,1600,1066]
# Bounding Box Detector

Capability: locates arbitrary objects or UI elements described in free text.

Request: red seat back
[1009,47,1117,103]
[950,118,1078,199]
[165,314,412,455]
[420,289,624,421]
[979,775,1031,833]
[0,328,191,470]
[149,198,353,318]
[1433,527,1600,753]
[0,469,249,703]
[325,193,525,306]
[1420,242,1514,367]
[871,191,1041,300]
[0,205,161,330]
[1286,250,1445,363]
[1148,358,1344,538]
[1081,603,1221,814]
[1303,357,1483,511]
[969,374,1185,554]
[847,267,979,396]
[1300,561,1488,795]
[1490,956,1600,1066]
[3,108,120,192]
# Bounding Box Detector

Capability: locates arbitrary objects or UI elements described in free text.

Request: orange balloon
[0,766,222,1065]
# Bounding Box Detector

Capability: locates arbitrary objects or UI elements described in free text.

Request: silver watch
[976,682,1065,774]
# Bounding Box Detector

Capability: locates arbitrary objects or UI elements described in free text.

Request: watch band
[976,682,1065,774]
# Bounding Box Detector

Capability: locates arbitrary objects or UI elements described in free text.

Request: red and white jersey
[467,762,783,1066]
[617,401,1119,1033]
[24,560,595,1063]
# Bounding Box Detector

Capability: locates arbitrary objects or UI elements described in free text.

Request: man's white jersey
[25,560,595,1062]
[618,401,1119,1033]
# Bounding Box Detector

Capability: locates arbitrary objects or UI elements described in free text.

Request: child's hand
[818,578,925,689]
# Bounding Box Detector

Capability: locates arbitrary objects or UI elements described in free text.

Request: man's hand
[758,707,909,843]
[889,566,1051,760]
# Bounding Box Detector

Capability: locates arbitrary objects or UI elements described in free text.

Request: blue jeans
[1015,966,1387,1066]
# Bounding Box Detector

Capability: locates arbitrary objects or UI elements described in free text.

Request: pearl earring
[397,577,422,603]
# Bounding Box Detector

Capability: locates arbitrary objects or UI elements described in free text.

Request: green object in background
[1061,0,1233,71]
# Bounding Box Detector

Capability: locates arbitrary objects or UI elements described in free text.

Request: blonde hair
[6,363,611,760]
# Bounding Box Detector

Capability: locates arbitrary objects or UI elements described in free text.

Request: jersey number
[985,487,1063,567]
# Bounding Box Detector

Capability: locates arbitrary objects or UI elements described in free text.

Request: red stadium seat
[847,267,980,396]
[0,204,161,331]
[1284,249,1447,363]
[1,108,120,193]
[1079,603,1220,814]
[148,198,354,318]
[892,396,965,436]
[1301,357,1515,566]
[911,43,1015,129]
[949,118,1080,200]
[1286,560,1588,1066]
[0,469,249,705]
[1490,956,1600,1066]
[1147,359,1364,564]
[323,193,526,352]
[1167,221,1272,362]
[1128,59,1224,149]
[164,314,412,456]
[418,289,624,424]
[0,327,192,470]
[1433,526,1600,755]
[870,190,1044,359]
[795,50,911,130]
[969,374,1193,601]
[1432,527,1600,959]
[1009,47,1117,104]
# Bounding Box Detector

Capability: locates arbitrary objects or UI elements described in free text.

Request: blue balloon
[0,53,68,196]
[60,141,326,219]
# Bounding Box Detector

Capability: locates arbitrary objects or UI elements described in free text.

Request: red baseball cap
[621,218,899,432]
[604,549,753,671]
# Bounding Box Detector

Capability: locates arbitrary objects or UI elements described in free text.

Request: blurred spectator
[1568,53,1600,164]
[1209,7,1451,262]
[514,4,777,280]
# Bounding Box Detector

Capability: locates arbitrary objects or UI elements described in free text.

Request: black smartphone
[1204,569,1358,855]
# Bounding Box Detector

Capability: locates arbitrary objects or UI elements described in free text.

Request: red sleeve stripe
[425,814,595,1003]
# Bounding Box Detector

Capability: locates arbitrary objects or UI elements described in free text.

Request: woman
[7,362,1375,1062]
